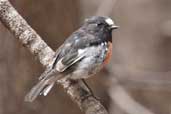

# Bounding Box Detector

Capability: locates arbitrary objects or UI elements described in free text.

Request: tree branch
[0,0,108,114]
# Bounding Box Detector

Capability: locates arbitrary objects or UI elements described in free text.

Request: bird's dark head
[84,16,118,31]
[83,16,118,42]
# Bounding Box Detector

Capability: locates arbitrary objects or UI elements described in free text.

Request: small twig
[0,0,108,114]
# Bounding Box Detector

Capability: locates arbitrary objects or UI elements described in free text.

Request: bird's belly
[70,57,103,79]
[70,46,106,79]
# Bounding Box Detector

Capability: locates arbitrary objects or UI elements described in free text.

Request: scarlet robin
[25,16,118,102]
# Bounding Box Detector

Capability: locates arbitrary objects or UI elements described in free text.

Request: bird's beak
[111,25,119,29]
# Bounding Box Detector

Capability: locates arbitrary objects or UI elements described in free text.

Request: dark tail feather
[39,69,56,80]
[25,78,55,102]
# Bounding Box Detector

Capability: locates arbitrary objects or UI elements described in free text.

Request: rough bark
[0,0,108,114]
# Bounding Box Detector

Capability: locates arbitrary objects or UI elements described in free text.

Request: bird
[25,16,118,102]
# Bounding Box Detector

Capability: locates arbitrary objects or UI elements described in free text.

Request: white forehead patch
[105,18,114,26]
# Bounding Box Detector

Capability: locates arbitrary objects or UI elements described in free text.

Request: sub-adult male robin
[25,16,118,102]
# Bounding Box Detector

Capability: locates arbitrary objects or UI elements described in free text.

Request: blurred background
[0,0,171,114]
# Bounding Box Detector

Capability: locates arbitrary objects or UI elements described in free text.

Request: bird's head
[83,16,118,42]
[84,16,118,31]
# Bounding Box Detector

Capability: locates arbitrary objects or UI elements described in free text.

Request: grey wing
[38,44,64,80]
[39,30,99,78]
[55,49,85,72]
[54,32,101,72]
[39,43,85,80]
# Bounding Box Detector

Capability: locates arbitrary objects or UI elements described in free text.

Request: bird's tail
[24,76,55,102]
